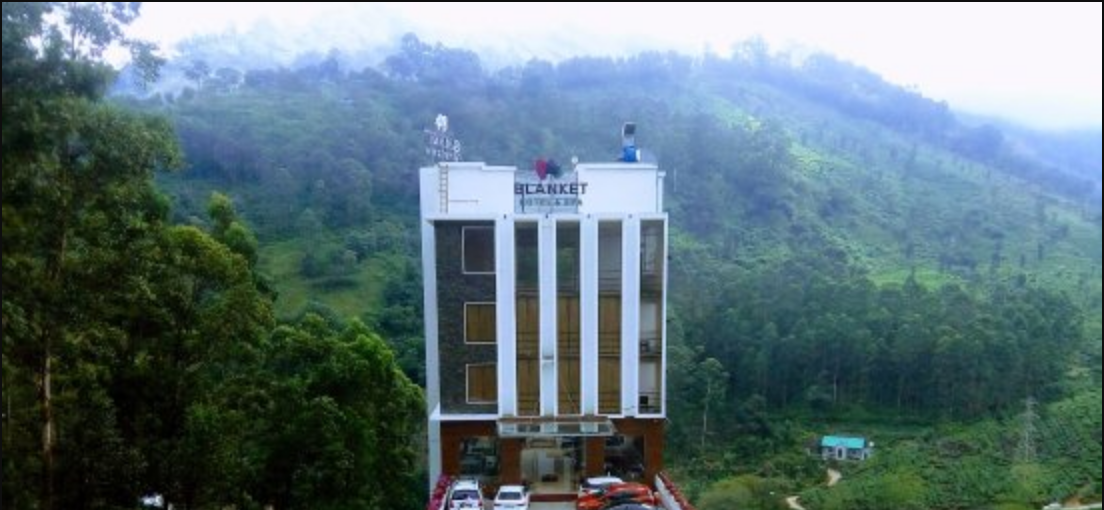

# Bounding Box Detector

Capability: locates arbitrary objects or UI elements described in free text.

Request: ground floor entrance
[522,438,581,493]
[438,418,665,495]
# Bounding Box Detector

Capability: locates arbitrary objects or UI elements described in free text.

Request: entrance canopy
[497,416,617,438]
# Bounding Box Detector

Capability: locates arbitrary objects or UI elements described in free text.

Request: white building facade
[421,161,668,493]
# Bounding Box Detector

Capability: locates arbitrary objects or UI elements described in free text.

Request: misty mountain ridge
[123,28,1103,205]
[140,8,1102,131]
[151,4,686,76]
[135,31,1102,322]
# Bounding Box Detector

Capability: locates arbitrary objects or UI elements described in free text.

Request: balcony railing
[640,334,661,357]
[599,338,621,357]
[599,391,621,414]
[517,396,539,416]
[638,392,662,414]
[558,335,580,357]
[516,333,539,357]
[599,269,621,293]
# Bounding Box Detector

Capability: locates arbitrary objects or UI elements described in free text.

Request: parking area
[530,503,576,510]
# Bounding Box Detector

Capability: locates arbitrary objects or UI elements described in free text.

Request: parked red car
[575,482,656,510]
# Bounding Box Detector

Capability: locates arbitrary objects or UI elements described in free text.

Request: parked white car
[493,485,529,510]
[448,479,485,510]
[579,475,624,497]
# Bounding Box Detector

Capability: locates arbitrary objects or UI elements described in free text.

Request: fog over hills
[129,2,1102,131]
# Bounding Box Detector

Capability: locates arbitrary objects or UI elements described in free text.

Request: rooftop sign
[424,114,462,162]
[515,159,588,214]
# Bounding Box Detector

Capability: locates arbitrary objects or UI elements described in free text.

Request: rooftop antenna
[621,122,640,163]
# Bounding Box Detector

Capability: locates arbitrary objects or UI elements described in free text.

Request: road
[786,469,842,510]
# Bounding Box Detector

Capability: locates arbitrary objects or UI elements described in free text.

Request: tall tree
[254,315,424,510]
[2,4,273,509]
[3,4,167,503]
[698,358,729,452]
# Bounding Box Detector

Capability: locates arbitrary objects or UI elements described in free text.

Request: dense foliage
[139,32,1100,508]
[114,23,1104,506]
[677,260,1082,421]
[800,392,1102,509]
[2,4,423,509]
[5,6,1100,506]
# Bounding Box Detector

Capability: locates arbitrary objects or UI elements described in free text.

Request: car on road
[579,476,624,497]
[493,484,529,510]
[448,479,485,510]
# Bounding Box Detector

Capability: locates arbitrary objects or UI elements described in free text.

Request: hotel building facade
[421,160,668,492]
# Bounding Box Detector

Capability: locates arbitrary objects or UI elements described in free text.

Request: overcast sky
[129,2,1102,130]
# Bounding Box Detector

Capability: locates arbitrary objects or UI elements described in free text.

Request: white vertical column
[660,217,670,417]
[496,216,517,417]
[621,217,641,417]
[427,418,441,490]
[538,217,558,416]
[656,170,667,212]
[420,220,441,485]
[580,216,600,415]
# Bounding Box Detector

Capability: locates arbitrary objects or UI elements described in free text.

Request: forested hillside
[6,5,1100,506]
[128,33,1102,508]
[2,5,423,510]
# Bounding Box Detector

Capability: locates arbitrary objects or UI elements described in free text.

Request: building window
[641,222,664,277]
[599,296,622,415]
[557,223,580,292]
[515,223,538,291]
[463,226,495,274]
[598,222,622,293]
[465,303,497,344]
[516,296,540,417]
[467,364,498,404]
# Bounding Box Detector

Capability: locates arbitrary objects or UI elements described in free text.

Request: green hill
[146,39,1100,317]
[133,34,1102,507]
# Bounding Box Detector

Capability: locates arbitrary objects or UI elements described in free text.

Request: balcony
[640,334,661,358]
[599,391,621,415]
[517,333,539,357]
[638,392,662,415]
[599,269,621,293]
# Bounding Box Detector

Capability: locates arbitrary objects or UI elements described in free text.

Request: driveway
[531,503,576,510]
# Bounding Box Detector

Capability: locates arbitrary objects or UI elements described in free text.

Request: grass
[699,86,1101,318]
[795,391,1103,509]
[869,267,963,289]
[258,235,388,320]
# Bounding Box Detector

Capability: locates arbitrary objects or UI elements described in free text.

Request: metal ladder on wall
[438,164,448,214]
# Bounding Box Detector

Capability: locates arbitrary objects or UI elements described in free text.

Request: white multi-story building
[421,159,668,495]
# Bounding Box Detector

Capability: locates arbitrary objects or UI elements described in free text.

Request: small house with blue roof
[820,435,873,461]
